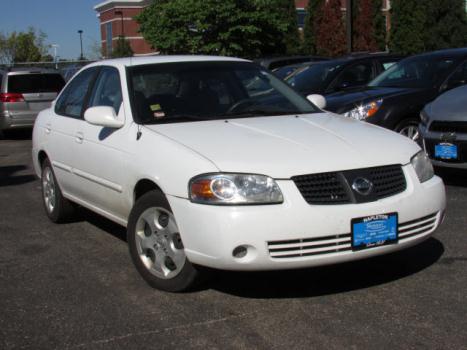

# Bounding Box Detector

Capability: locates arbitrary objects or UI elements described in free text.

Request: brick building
[94,0,153,57]
[94,0,392,57]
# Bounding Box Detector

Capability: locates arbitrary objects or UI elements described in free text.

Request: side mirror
[84,106,124,129]
[307,94,327,110]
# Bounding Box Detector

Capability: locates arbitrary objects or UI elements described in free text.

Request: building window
[297,9,306,29]
[106,22,113,56]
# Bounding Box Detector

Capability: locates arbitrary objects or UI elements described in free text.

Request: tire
[41,158,76,223]
[127,190,201,292]
[395,118,420,142]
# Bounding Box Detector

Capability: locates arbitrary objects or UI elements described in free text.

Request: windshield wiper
[223,109,303,118]
[143,114,211,124]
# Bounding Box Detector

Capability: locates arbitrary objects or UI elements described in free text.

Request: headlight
[189,173,283,205]
[411,151,434,183]
[344,99,383,120]
[420,109,429,126]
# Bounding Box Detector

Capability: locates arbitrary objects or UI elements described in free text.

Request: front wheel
[127,190,201,292]
[396,118,420,142]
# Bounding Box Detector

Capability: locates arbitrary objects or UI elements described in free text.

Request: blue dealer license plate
[435,143,458,160]
[352,213,398,250]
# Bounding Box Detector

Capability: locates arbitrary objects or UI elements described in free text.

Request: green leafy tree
[315,0,347,57]
[0,27,48,64]
[302,0,324,54]
[277,0,301,55]
[136,0,300,58]
[111,36,134,58]
[372,0,387,51]
[389,0,427,54]
[424,0,467,51]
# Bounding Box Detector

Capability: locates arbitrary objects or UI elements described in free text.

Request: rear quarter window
[7,74,65,94]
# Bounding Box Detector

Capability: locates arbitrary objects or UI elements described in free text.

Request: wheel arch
[38,150,49,168]
[133,178,165,204]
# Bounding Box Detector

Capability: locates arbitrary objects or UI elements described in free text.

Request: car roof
[84,55,250,70]
[411,47,467,59]
[0,67,61,75]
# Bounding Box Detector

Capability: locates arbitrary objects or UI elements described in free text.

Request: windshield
[128,61,317,124]
[285,61,344,93]
[369,56,460,89]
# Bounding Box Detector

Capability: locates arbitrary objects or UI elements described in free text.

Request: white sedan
[32,56,446,292]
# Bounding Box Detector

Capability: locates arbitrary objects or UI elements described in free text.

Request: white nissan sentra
[32,56,446,292]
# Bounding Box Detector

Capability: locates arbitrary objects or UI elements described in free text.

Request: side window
[88,67,123,113]
[443,60,467,91]
[331,62,374,91]
[55,68,97,119]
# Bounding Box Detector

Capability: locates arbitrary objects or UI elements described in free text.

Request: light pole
[77,30,84,60]
[51,44,59,69]
[114,10,124,38]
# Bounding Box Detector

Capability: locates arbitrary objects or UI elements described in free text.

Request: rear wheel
[127,190,201,292]
[396,118,420,142]
[41,158,75,223]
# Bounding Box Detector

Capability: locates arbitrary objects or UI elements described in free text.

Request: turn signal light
[0,93,25,103]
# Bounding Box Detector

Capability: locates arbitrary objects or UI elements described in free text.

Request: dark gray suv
[0,68,65,134]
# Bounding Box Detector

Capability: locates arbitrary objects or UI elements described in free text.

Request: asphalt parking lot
[1,131,466,350]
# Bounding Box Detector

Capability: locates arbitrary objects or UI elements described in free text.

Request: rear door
[6,73,65,119]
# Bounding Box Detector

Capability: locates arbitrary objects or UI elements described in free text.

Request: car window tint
[89,67,122,113]
[7,74,65,94]
[444,60,467,91]
[334,62,373,89]
[55,68,97,119]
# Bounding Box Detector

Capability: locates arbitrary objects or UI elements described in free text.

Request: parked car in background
[284,53,403,97]
[324,48,467,141]
[0,68,65,135]
[33,56,445,292]
[420,84,467,168]
[255,55,328,71]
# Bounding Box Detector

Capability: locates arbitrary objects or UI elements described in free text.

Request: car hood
[145,113,420,178]
[425,85,467,121]
[325,86,427,113]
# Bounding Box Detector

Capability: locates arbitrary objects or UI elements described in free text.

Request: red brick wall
[97,5,154,56]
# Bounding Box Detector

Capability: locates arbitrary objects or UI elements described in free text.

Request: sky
[1,0,101,60]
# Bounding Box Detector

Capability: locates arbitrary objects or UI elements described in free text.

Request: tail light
[0,93,25,103]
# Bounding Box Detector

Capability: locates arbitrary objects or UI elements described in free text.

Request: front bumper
[168,165,446,271]
[420,123,467,169]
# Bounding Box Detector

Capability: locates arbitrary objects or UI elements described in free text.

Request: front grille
[424,139,467,163]
[292,165,406,205]
[267,213,438,259]
[429,121,467,134]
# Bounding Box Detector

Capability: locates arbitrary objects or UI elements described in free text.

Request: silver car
[420,84,467,169]
[0,68,65,134]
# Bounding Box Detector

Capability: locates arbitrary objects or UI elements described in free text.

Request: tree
[372,0,387,51]
[302,0,324,54]
[0,27,48,64]
[111,36,134,58]
[315,0,347,57]
[136,0,300,58]
[424,0,467,51]
[352,0,387,52]
[389,0,427,54]
[277,0,301,55]
[353,0,377,51]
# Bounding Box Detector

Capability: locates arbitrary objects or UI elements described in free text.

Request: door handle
[45,123,51,134]
[75,132,84,144]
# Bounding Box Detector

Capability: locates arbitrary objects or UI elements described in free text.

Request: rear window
[7,74,65,94]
